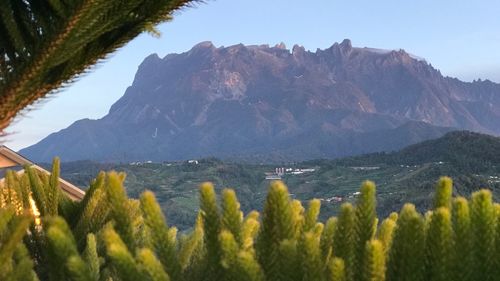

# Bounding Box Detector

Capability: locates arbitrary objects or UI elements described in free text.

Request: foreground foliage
[0,0,194,131]
[1,159,500,281]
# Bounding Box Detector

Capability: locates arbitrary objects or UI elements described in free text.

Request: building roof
[0,165,24,178]
[0,145,85,201]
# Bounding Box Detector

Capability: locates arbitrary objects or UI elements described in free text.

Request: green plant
[0,160,499,281]
[0,0,194,131]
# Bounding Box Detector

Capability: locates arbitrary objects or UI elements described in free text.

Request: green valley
[53,131,500,229]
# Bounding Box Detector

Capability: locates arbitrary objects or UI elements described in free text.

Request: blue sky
[5,0,500,150]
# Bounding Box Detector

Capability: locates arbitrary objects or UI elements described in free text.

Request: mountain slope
[21,40,500,162]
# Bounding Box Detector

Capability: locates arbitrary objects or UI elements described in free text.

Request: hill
[21,39,500,162]
[334,130,500,171]
[48,131,500,229]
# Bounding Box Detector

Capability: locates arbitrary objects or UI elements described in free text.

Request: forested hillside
[51,131,500,229]
[335,130,500,171]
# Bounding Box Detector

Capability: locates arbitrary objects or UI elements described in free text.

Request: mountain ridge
[21,39,500,162]
[334,130,500,169]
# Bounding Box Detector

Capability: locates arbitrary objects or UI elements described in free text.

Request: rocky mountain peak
[326,38,354,58]
[192,41,215,49]
[275,42,287,49]
[340,38,352,49]
[186,41,216,57]
[339,39,353,55]
[142,53,161,63]
[292,44,305,53]
[20,40,500,163]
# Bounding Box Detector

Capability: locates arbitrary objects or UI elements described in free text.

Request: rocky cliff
[22,40,500,162]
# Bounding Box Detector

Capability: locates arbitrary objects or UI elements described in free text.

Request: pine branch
[0,0,196,132]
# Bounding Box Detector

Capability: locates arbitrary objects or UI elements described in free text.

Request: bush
[0,159,499,281]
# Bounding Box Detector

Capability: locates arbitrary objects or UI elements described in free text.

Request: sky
[4,0,500,150]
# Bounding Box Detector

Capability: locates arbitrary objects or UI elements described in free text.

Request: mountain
[50,130,500,229]
[21,39,500,162]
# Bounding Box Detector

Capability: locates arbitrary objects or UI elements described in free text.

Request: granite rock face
[22,40,500,162]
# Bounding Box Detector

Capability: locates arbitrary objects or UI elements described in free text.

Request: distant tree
[0,0,195,132]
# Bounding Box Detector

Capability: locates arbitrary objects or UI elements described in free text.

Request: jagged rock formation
[21,40,500,162]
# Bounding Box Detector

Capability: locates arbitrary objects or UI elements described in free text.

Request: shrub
[0,160,499,281]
